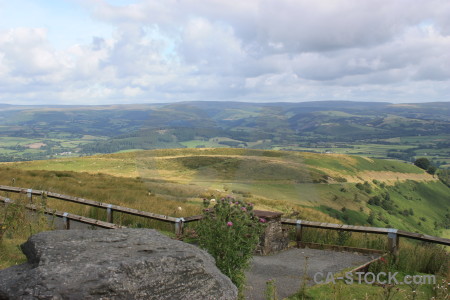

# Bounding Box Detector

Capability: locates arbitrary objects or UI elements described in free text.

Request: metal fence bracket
[62,212,70,230]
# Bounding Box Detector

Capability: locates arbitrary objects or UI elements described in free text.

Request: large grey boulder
[0,229,237,300]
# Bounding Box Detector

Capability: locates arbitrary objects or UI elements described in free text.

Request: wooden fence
[0,185,183,233]
[281,218,450,256]
[0,196,122,229]
[1,185,449,255]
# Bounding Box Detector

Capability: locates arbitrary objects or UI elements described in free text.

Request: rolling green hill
[2,148,448,237]
[1,101,449,168]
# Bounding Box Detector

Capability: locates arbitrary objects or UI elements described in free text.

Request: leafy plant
[264,279,278,300]
[196,198,266,292]
[336,230,352,246]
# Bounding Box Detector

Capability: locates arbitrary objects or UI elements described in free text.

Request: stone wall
[254,211,289,255]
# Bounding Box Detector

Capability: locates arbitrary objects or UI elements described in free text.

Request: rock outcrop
[0,229,237,300]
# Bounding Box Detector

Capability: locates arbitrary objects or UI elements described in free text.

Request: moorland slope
[2,148,448,237]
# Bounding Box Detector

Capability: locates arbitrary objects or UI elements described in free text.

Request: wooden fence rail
[281,218,450,257]
[281,219,450,246]
[0,185,184,233]
[0,196,122,229]
[1,185,449,253]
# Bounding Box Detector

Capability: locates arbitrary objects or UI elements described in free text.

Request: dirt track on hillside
[357,171,436,184]
[315,166,436,185]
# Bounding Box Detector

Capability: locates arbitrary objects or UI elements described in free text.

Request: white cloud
[0,0,450,104]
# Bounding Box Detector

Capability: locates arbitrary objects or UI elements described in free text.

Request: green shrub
[196,198,266,292]
[427,166,437,175]
[368,195,381,206]
[335,177,347,182]
[367,211,375,225]
[336,230,351,246]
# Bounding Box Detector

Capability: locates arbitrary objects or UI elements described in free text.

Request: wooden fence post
[27,189,33,203]
[41,191,47,207]
[63,212,70,230]
[175,218,185,236]
[296,220,303,248]
[2,198,11,211]
[107,204,113,223]
[387,228,399,259]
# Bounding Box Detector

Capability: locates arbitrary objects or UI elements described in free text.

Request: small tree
[196,198,266,292]
[426,165,437,175]
[414,158,431,170]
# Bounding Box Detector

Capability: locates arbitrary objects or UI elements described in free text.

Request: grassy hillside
[1,148,448,237]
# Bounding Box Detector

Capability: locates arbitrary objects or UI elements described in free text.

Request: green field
[0,136,106,161]
[180,139,225,148]
[276,143,416,155]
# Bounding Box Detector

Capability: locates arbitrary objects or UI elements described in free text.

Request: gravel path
[244,247,378,300]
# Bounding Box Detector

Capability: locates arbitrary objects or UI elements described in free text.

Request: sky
[0,0,449,105]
